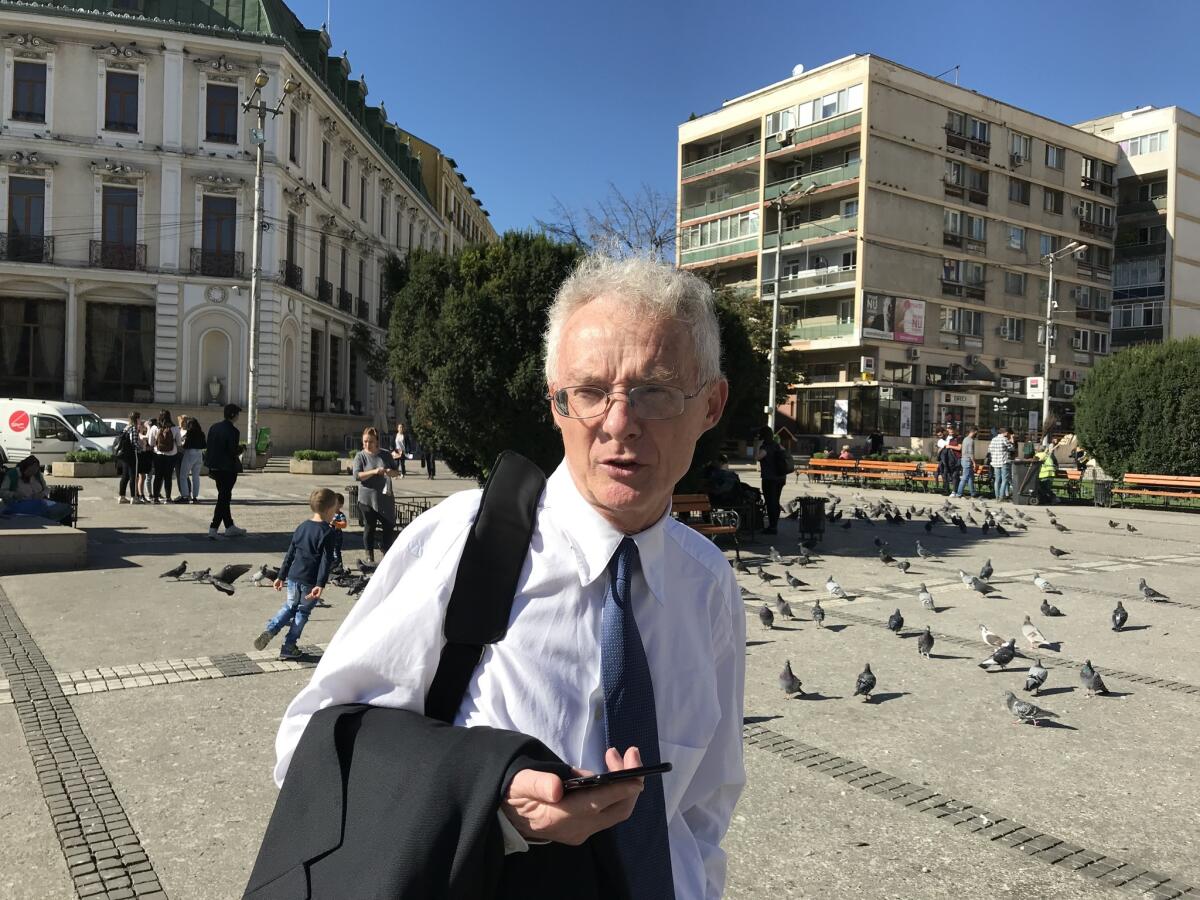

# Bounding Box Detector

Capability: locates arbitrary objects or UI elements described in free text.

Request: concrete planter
[289,459,341,475]
[53,461,118,478]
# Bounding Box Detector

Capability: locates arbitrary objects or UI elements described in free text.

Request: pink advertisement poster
[894,297,925,344]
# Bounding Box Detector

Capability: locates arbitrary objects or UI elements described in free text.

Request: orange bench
[1113,474,1200,506]
[672,493,742,559]
[798,458,859,483]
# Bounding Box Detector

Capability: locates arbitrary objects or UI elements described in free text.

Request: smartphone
[562,762,672,792]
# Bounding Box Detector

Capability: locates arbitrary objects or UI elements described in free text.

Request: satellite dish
[250,127,266,146]
[792,64,805,77]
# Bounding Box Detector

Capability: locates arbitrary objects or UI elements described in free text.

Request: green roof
[1,0,430,203]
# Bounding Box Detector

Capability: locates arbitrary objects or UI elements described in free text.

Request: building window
[286,212,297,266]
[11,60,47,123]
[1092,332,1109,355]
[84,303,153,402]
[1113,300,1164,329]
[940,306,982,336]
[7,176,46,262]
[380,195,389,238]
[1004,271,1025,296]
[942,258,962,283]
[1010,132,1031,161]
[205,82,238,144]
[104,70,138,133]
[1039,233,1060,257]
[1118,131,1168,157]
[1000,316,1025,341]
[199,194,237,276]
[329,335,341,404]
[288,109,300,164]
[680,209,759,250]
[341,158,350,206]
[99,185,138,268]
[1009,178,1031,205]
[0,298,64,398]
[1045,144,1065,169]
[339,246,348,290]
[321,140,330,188]
[318,233,328,281]
[945,160,963,186]
[1038,278,1060,301]
[1007,225,1025,250]
[1133,224,1166,245]
[360,174,367,221]
[1137,181,1167,202]
[1043,188,1063,215]
[357,257,365,303]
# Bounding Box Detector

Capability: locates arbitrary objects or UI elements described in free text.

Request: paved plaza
[2,466,1199,899]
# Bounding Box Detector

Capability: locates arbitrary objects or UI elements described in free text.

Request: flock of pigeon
[745,492,1166,727]
[158,558,375,599]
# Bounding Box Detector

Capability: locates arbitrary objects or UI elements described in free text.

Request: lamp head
[253,69,270,89]
[282,77,300,95]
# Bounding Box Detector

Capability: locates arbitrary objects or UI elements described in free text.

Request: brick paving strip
[742,722,1197,899]
[0,587,168,899]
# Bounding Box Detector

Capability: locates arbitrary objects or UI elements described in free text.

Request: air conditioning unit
[996,357,1008,369]
[1062,384,1077,397]
[906,347,920,361]
[1068,287,1080,300]
[1063,369,1079,382]
[966,354,981,366]
[775,131,792,146]
[1009,153,1023,166]
[1073,206,1085,217]
[996,325,1009,338]
[1034,362,1045,375]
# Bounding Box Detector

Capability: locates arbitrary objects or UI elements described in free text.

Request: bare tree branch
[538,183,676,260]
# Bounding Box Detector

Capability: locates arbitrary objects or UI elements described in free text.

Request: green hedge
[292,450,342,461]
[810,450,829,459]
[64,450,114,463]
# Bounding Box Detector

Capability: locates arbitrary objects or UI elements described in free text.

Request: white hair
[543,253,722,387]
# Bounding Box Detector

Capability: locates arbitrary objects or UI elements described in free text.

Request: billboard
[861,293,925,344]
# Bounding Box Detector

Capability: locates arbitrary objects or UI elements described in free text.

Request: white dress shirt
[274,461,746,898]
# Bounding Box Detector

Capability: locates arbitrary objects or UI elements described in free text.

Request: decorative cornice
[380,177,394,193]
[317,213,337,229]
[91,159,145,179]
[5,150,54,172]
[194,53,244,74]
[200,172,242,193]
[283,186,308,209]
[94,41,146,63]
[6,32,55,58]
[319,115,340,137]
[340,140,358,159]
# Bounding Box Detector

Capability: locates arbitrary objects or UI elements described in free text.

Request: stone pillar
[162,45,183,151]
[323,323,332,408]
[63,279,80,400]
[159,162,182,272]
[154,282,180,403]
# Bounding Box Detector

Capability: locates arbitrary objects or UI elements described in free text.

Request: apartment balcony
[283,261,304,291]
[1076,261,1112,281]
[1115,230,1166,257]
[190,247,245,278]
[944,127,990,161]
[940,279,985,301]
[1113,281,1164,302]
[1,233,54,264]
[1118,197,1167,217]
[789,320,855,341]
[680,188,758,223]
[944,177,989,206]
[337,287,353,312]
[317,278,333,304]
[765,110,862,154]
[680,235,758,266]
[1078,219,1115,241]
[356,298,369,320]
[764,159,860,201]
[681,140,759,181]
[89,240,146,272]
[943,232,986,255]
[762,265,856,299]
[763,213,857,249]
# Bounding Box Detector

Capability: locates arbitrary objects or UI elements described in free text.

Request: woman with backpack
[115,411,141,504]
[147,410,182,504]
[754,425,789,535]
[178,417,206,503]
[135,418,153,502]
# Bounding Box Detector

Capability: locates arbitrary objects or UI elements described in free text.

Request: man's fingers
[605,747,623,772]
[623,746,643,770]
[509,768,564,805]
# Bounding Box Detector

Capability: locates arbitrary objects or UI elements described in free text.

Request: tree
[1074,338,1200,477]
[536,182,676,260]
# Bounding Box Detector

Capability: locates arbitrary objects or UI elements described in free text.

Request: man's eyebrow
[560,366,683,386]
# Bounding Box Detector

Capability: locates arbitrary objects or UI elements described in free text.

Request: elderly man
[272,255,745,897]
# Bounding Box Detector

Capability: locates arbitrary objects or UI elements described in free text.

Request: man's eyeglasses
[549,383,707,420]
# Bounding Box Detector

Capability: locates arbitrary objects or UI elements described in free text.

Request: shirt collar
[545,461,668,606]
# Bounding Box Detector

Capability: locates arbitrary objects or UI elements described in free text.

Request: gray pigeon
[853,663,876,701]
[1080,659,1109,697]
[1040,598,1063,617]
[879,549,896,565]
[896,560,911,575]
[1139,578,1169,602]
[811,598,825,628]
[1024,660,1048,695]
[887,608,904,635]
[215,563,252,585]
[758,604,774,630]
[825,575,848,599]
[1049,546,1069,558]
[1033,573,1059,594]
[735,559,749,574]
[969,576,997,596]
[981,638,1017,670]
[160,561,188,580]
[189,567,211,583]
[1053,521,1069,533]
[918,583,934,611]
[758,568,781,586]
[779,660,804,696]
[979,559,993,581]
[210,578,235,596]
[915,541,938,560]
[1005,690,1059,726]
[958,569,974,586]
[916,626,934,658]
[785,570,806,589]
[1126,523,1138,533]
[775,594,794,620]
[1111,601,1128,632]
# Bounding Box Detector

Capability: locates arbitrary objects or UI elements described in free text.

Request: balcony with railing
[940,278,985,301]
[944,126,991,161]
[283,261,304,291]
[1,233,54,264]
[788,319,855,341]
[763,213,857,249]
[764,159,860,202]
[762,265,856,299]
[90,240,146,271]
[1078,219,1114,240]
[317,278,333,304]
[681,140,759,181]
[356,298,369,320]
[377,304,390,327]
[680,235,759,266]
[765,110,862,154]
[1118,196,1167,217]
[190,247,244,278]
[337,287,353,312]
[680,188,758,223]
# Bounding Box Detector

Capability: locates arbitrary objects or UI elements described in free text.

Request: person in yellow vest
[1033,440,1059,505]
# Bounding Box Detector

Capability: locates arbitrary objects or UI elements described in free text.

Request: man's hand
[273,578,284,592]
[501,746,645,846]
[306,585,323,601]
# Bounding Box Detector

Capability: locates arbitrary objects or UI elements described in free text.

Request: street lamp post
[1039,240,1086,439]
[767,180,817,429]
[242,69,298,469]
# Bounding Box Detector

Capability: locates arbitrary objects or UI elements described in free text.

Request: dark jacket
[243,704,628,900]
[758,438,786,482]
[278,520,335,588]
[183,425,207,451]
[205,419,241,473]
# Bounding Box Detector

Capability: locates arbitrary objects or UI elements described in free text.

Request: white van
[0,399,120,466]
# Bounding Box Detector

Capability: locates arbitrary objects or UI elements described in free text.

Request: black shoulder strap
[424,451,546,725]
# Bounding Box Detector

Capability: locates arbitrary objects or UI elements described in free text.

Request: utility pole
[1040,241,1086,439]
[766,180,816,430]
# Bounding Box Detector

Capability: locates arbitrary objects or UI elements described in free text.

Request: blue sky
[290,0,1200,234]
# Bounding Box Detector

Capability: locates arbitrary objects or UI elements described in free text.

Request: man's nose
[600,392,642,438]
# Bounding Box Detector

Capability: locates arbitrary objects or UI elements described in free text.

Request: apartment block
[1075,106,1200,347]
[677,55,1118,445]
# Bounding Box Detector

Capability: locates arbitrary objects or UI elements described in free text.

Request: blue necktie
[600,538,675,899]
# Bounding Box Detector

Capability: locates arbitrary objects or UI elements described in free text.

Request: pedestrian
[939,426,962,494]
[135,417,153,502]
[837,444,853,460]
[268,253,744,895]
[205,403,246,539]
[146,410,181,503]
[421,433,437,479]
[115,411,140,504]
[253,487,337,660]
[330,492,347,574]
[178,416,206,503]
[392,422,412,477]
[0,455,72,523]
[868,429,884,456]
[988,427,1015,501]
[353,426,399,563]
[755,425,787,535]
[953,427,979,497]
[1034,441,1059,505]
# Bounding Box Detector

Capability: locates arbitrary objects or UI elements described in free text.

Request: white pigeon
[958,569,974,586]
[825,575,848,599]
[919,583,935,611]
[1021,615,1049,649]
[1033,573,1059,594]
[769,546,783,563]
[979,623,1005,649]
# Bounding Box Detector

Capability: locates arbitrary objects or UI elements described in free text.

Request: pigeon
[916,626,934,658]
[1048,546,1069,558]
[979,624,1005,650]
[210,578,235,596]
[1111,601,1128,632]
[887,608,904,635]
[345,576,370,597]
[995,524,1009,536]
[357,559,378,575]
[1040,598,1063,617]
[1138,579,1168,602]
[785,571,806,589]
[825,576,848,599]
[758,568,781,586]
[969,576,998,596]
[189,567,211,583]
[896,560,911,575]
[1108,520,1119,529]
[918,583,934,611]
[1053,521,1069,533]
[1033,573,1060,594]
[979,558,993,581]
[779,660,804,696]
[734,559,749,574]
[811,598,825,627]
[1126,523,1138,533]
[1021,615,1049,649]
[160,561,188,579]
[214,563,252,585]
[958,569,974,586]
[853,663,876,701]
[1005,690,1058,726]
[249,564,275,586]
[915,541,937,560]
[1080,659,1109,697]
[981,520,990,535]
[758,604,774,630]
[1024,660,1048,696]
[775,594,795,620]
[879,549,896,565]
[981,638,1017,670]
[769,546,784,563]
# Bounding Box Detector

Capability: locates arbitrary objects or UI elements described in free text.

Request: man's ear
[702,379,730,430]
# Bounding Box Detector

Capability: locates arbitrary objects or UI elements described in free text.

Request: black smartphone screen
[562,762,672,791]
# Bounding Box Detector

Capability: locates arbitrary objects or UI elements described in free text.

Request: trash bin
[1092,478,1114,508]
[794,496,827,542]
[1011,459,1040,505]
[346,484,363,526]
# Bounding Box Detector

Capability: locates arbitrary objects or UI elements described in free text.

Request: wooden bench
[798,458,859,483]
[856,459,940,490]
[672,493,741,560]
[1113,474,1200,507]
